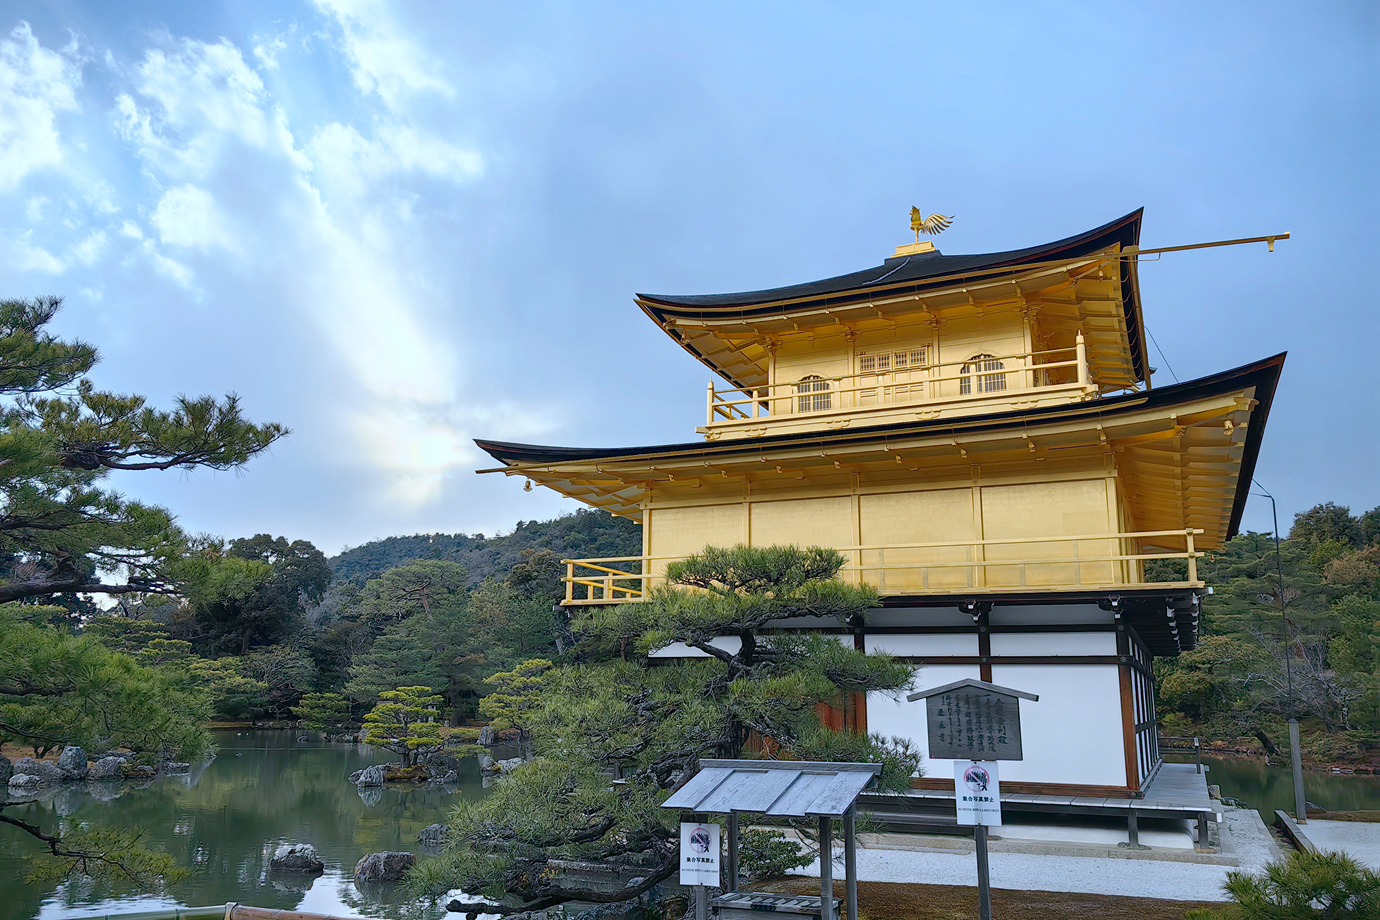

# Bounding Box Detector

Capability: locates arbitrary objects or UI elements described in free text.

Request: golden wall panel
[979,479,1115,587]
[749,496,853,549]
[648,504,745,566]
[859,489,976,591]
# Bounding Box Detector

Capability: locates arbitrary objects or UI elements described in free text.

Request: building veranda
[476,209,1284,843]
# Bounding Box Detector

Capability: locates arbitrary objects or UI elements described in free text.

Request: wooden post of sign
[693,813,709,920]
[726,812,740,892]
[975,823,992,920]
[819,815,834,920]
[907,679,1040,920]
[844,806,858,920]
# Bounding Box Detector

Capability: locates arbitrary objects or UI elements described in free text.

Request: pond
[1181,755,1380,822]
[0,731,485,920]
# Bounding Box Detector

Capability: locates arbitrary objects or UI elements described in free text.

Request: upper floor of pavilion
[638,211,1149,440]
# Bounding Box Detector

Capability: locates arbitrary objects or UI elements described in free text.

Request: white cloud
[144,243,195,289]
[25,195,48,221]
[310,0,452,108]
[1,230,66,273]
[151,184,238,253]
[115,37,305,177]
[0,22,82,192]
[69,228,107,265]
[84,180,119,214]
[118,219,143,239]
[307,120,483,199]
[251,24,296,71]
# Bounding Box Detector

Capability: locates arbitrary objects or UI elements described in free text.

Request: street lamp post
[1253,482,1308,823]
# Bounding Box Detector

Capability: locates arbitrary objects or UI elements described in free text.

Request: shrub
[1185,849,1380,919]
[738,828,809,880]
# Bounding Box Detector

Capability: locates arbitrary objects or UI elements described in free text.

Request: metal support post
[1289,718,1307,823]
[819,815,834,920]
[726,812,739,893]
[975,825,992,920]
[843,807,858,920]
[1255,483,1308,825]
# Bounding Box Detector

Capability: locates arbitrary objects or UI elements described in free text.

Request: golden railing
[563,528,1202,604]
[705,336,1096,427]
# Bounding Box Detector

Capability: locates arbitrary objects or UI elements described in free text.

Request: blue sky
[0,1,1375,553]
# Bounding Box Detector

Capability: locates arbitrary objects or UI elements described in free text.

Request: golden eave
[483,368,1279,553]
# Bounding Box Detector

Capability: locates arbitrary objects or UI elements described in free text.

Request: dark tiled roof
[637,210,1143,312]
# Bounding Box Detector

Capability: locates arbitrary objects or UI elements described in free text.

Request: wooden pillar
[819,816,834,920]
[726,813,739,892]
[843,807,858,920]
[1127,808,1139,847]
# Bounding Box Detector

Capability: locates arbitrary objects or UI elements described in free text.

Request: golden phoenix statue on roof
[910,206,954,241]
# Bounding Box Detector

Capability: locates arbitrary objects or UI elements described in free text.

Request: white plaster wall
[988,663,1127,787]
[865,633,979,657]
[866,664,980,780]
[648,636,743,659]
[988,632,1116,656]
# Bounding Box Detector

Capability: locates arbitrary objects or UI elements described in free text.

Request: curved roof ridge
[637,209,1143,310]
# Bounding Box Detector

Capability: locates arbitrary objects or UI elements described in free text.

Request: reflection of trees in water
[0,733,477,920]
[1204,755,1380,818]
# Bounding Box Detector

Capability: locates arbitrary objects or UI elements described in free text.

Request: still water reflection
[0,731,484,920]
[1191,755,1380,821]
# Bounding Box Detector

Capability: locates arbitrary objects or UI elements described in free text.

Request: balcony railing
[562,528,1203,605]
[705,335,1096,430]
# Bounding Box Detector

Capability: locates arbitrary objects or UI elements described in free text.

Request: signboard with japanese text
[954,761,1002,826]
[679,821,721,886]
[926,687,1023,761]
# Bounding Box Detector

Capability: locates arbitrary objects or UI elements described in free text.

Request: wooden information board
[925,686,1023,761]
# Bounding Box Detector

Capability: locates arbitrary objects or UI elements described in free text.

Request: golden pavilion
[476,209,1284,821]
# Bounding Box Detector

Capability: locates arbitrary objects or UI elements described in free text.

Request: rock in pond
[270,843,325,873]
[88,756,124,781]
[355,764,387,787]
[0,755,11,786]
[417,823,451,846]
[123,763,157,779]
[58,745,88,780]
[353,851,415,882]
[422,753,462,779]
[163,761,190,774]
[8,773,39,789]
[14,757,62,786]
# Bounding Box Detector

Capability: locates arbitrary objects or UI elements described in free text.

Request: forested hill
[329,509,642,585]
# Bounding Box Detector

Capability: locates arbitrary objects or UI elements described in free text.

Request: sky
[0,1,1375,555]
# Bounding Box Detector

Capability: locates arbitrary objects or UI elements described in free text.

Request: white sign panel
[954,761,1002,827]
[679,821,721,886]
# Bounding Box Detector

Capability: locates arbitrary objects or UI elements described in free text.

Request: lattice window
[960,354,1007,395]
[795,375,832,412]
[859,346,929,373]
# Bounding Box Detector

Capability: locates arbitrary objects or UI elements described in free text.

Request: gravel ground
[1302,820,1380,870]
[789,807,1280,903]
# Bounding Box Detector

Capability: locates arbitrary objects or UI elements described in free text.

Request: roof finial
[910,206,954,242]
